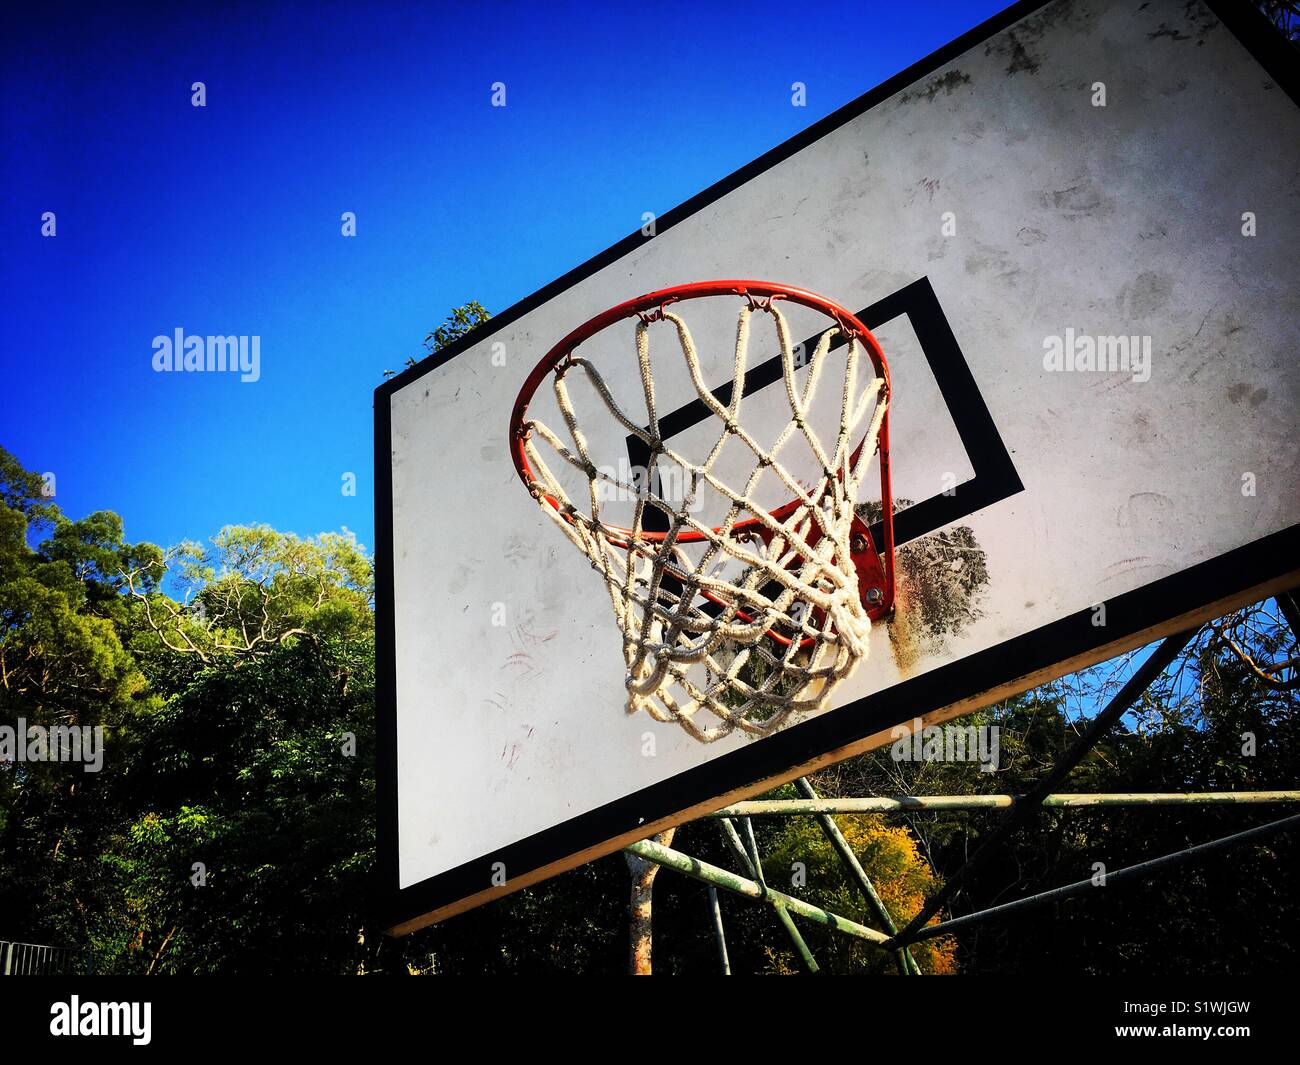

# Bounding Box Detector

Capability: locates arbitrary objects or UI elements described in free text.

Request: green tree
[100,524,376,973]
[384,301,492,376]
[0,446,162,951]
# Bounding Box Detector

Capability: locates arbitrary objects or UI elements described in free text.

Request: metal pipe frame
[624,606,1300,973]
[891,631,1196,945]
[891,812,1300,946]
[627,790,1300,971]
[713,791,1300,816]
[718,815,822,972]
[706,886,730,975]
[622,836,891,946]
[795,777,920,976]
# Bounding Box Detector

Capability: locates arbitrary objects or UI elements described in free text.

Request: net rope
[520,297,888,742]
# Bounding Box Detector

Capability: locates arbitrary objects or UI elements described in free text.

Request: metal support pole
[624,837,891,945]
[707,886,731,975]
[717,821,816,972]
[741,817,764,885]
[718,816,756,877]
[719,816,813,970]
[894,812,1300,946]
[625,827,675,975]
[892,630,1195,946]
[713,790,1300,816]
[772,903,820,972]
[795,777,921,976]
[1277,588,1300,644]
[732,816,820,973]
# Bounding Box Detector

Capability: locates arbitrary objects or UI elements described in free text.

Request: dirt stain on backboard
[858,499,991,675]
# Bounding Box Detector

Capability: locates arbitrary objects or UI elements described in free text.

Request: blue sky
[1,0,1007,555]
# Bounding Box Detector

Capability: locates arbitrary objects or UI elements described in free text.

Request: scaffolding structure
[624,618,1300,974]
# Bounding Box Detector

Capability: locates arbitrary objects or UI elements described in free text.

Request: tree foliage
[761,800,957,974]
[384,301,492,376]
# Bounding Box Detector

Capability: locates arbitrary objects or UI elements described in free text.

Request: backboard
[376,0,1300,933]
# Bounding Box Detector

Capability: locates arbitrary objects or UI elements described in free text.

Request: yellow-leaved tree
[761,804,957,975]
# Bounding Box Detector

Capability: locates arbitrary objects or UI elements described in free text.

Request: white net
[519,295,889,742]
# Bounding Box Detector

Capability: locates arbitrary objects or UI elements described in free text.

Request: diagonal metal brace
[892,630,1195,946]
[624,837,891,946]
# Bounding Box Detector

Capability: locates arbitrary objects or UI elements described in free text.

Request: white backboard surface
[376,0,1300,931]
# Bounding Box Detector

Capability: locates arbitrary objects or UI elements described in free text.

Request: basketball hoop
[510,280,894,742]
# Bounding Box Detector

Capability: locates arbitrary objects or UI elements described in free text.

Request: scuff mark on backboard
[859,498,992,673]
